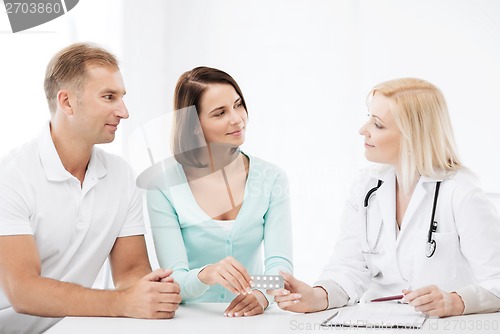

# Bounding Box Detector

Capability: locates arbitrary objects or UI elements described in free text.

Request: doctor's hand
[266,271,328,313]
[224,290,268,317]
[403,285,465,317]
[198,256,253,296]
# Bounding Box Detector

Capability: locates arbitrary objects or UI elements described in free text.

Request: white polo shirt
[0,123,145,332]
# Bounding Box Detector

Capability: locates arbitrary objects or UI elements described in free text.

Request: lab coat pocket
[360,214,385,277]
[362,251,386,278]
[412,231,459,288]
[361,235,386,278]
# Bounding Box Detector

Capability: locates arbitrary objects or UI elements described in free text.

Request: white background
[1,0,500,284]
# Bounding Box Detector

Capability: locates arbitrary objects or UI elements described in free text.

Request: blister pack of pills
[250,275,284,290]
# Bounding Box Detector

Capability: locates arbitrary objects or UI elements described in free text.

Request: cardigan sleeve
[260,169,294,304]
[147,188,210,301]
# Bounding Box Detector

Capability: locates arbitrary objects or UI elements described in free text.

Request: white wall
[1,0,500,284]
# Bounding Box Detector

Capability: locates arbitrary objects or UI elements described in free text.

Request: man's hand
[118,268,181,319]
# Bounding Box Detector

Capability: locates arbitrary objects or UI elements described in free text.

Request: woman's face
[198,83,247,147]
[359,93,401,165]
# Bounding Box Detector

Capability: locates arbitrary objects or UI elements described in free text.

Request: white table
[46,303,500,334]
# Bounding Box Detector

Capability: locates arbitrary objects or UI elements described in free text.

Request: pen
[370,294,404,302]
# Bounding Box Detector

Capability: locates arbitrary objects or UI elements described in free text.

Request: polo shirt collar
[86,146,108,181]
[37,122,107,182]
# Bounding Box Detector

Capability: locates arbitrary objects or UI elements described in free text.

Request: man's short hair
[44,42,119,114]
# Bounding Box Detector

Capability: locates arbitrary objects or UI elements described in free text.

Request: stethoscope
[363,179,441,258]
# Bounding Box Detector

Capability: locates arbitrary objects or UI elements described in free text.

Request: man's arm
[0,235,119,317]
[108,235,152,289]
[0,235,180,318]
[107,235,182,319]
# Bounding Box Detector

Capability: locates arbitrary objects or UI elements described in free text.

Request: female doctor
[269,78,500,317]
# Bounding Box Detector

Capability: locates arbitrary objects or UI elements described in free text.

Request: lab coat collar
[420,175,445,183]
[397,174,443,246]
[374,168,397,247]
[373,165,445,184]
[372,167,443,246]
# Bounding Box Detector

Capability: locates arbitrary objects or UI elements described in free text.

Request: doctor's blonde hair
[369,78,462,191]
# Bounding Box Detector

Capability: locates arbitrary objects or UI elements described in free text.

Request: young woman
[146,67,293,317]
[269,78,500,317]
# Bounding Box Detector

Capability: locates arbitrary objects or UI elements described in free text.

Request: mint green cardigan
[146,154,293,303]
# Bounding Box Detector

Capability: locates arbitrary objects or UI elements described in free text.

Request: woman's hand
[266,271,328,313]
[197,256,252,295]
[224,290,268,317]
[403,285,465,317]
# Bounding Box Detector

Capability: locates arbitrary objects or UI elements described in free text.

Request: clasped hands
[120,268,181,319]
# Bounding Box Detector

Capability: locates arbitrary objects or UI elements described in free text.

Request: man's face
[69,65,128,145]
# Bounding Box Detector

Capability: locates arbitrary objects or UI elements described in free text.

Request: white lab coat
[317,166,500,312]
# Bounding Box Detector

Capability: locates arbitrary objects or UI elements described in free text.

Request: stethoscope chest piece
[426,239,436,258]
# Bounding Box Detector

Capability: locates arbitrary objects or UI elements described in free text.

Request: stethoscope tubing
[363,179,441,258]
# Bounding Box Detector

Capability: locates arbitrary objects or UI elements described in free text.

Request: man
[0,43,181,333]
